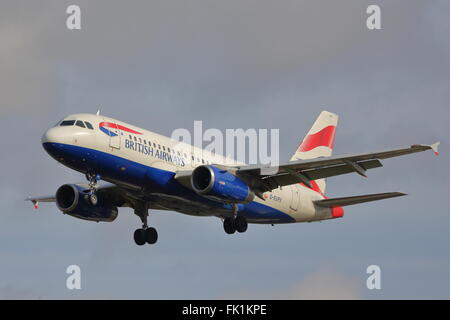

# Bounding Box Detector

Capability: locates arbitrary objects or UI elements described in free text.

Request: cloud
[275,270,362,300]
[0,285,45,300]
[224,269,362,300]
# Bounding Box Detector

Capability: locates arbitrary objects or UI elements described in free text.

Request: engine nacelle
[55,184,118,222]
[191,165,254,203]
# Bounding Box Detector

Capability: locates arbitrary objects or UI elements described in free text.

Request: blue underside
[43,142,295,223]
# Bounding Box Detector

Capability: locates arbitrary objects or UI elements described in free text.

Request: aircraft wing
[25,182,132,209]
[236,142,439,193]
[25,195,56,208]
[313,192,407,207]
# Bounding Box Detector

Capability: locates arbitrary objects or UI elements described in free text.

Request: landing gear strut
[86,173,100,206]
[133,202,158,246]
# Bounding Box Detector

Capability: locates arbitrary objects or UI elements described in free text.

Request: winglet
[431,142,440,156]
[25,198,39,209]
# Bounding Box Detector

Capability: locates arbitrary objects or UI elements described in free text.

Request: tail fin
[290,110,339,193]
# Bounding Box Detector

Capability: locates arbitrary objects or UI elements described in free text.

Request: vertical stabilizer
[290,111,339,193]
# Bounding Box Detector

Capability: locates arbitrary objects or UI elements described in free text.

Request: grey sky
[0,0,449,299]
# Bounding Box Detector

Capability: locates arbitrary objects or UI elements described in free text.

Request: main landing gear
[133,227,158,246]
[223,216,248,234]
[133,202,158,246]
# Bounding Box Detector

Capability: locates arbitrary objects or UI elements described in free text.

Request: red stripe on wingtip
[299,125,336,152]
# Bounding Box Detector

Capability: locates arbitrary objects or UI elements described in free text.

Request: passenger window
[60,120,75,126]
[129,135,132,140]
[85,122,94,130]
[167,147,171,152]
[191,155,194,160]
[202,159,205,164]
[162,146,166,151]
[76,120,86,128]
[134,136,137,142]
[153,143,156,148]
[139,138,142,143]
[144,140,147,145]
[158,145,161,149]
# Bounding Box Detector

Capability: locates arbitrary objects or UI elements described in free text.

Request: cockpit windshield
[60,120,75,126]
[59,120,94,130]
[75,120,86,128]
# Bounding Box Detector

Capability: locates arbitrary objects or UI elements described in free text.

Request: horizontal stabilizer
[314,192,406,208]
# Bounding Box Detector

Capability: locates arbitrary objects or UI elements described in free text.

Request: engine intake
[191,165,254,203]
[55,184,118,222]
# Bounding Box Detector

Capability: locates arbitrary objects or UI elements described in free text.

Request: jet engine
[55,184,118,222]
[191,165,254,203]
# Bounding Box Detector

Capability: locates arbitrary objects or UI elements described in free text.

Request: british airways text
[125,139,186,167]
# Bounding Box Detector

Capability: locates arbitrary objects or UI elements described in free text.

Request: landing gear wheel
[133,229,146,246]
[89,193,98,206]
[223,217,236,234]
[145,227,158,244]
[235,216,248,233]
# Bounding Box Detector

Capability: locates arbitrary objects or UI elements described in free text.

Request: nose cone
[42,127,66,158]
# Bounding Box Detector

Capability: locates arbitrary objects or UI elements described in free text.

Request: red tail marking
[298,180,344,218]
[298,125,336,152]
[299,180,324,196]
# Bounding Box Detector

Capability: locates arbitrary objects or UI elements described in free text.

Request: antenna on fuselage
[96,109,101,116]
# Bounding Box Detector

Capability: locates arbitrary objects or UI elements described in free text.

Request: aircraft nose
[42,127,67,159]
[41,127,65,144]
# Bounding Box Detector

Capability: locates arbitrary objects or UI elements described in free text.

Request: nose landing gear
[86,173,101,206]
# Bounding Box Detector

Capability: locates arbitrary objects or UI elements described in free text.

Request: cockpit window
[60,120,75,126]
[85,122,94,129]
[76,120,86,128]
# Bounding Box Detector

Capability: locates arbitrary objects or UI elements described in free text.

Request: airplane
[27,111,439,246]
